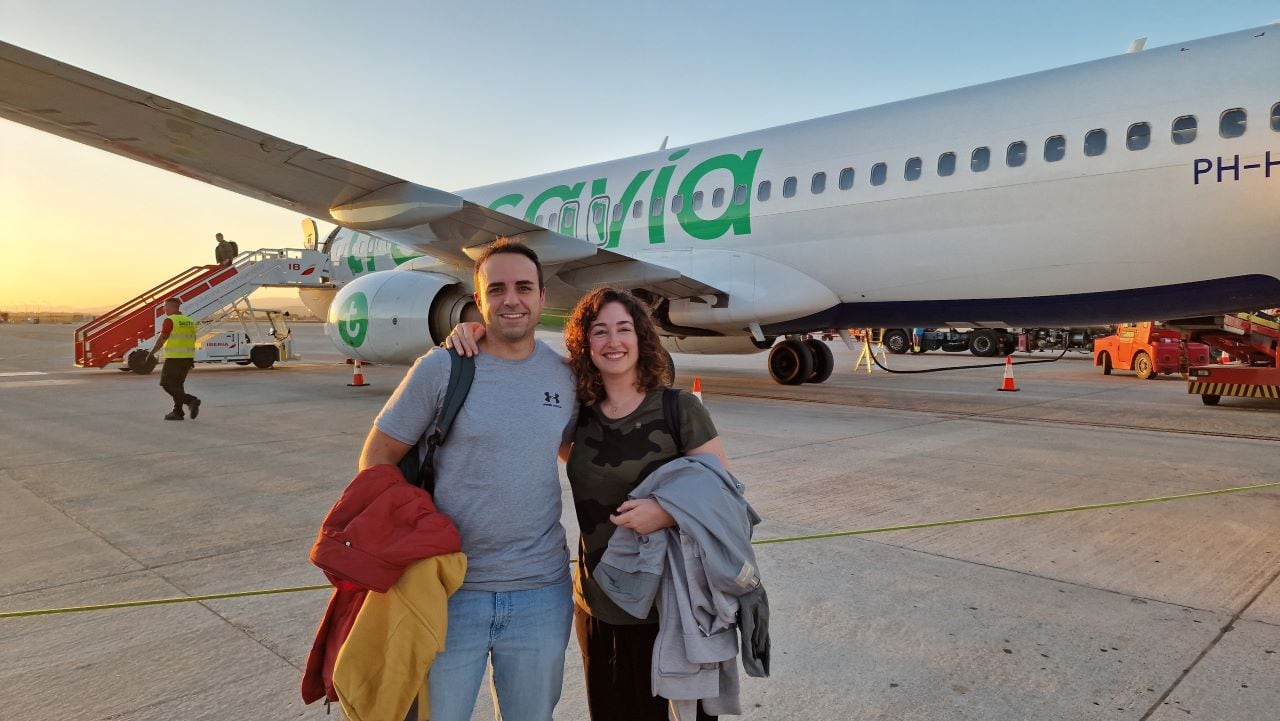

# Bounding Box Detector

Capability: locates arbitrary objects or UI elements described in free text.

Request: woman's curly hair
[564,288,671,406]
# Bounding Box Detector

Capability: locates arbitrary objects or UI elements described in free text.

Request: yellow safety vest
[164,313,197,358]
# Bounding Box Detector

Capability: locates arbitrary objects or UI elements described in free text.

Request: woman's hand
[611,498,676,535]
[443,322,486,357]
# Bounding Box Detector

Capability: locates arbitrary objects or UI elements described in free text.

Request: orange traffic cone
[1220,351,1231,364]
[347,359,370,387]
[997,356,1019,392]
[691,377,703,402]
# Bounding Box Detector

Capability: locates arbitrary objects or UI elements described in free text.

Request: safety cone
[997,355,1019,392]
[691,377,703,402]
[1220,351,1231,364]
[347,359,370,387]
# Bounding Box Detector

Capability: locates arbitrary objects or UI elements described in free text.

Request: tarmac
[1,323,1277,721]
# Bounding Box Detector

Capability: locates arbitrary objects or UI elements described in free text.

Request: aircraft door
[587,196,610,247]
[559,201,580,238]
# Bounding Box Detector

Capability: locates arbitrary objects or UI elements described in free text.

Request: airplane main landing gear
[768,336,834,385]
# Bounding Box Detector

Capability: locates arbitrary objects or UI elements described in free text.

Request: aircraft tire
[805,339,834,384]
[1134,352,1155,380]
[883,330,910,354]
[768,340,813,385]
[127,349,157,375]
[251,346,277,369]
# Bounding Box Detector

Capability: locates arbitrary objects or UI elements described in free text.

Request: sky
[1,0,1276,310]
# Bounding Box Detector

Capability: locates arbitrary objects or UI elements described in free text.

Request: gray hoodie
[595,454,770,720]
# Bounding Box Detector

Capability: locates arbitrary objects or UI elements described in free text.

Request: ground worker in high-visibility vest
[150,297,202,421]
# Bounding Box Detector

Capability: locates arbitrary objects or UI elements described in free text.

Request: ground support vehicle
[1167,313,1280,406]
[125,303,294,373]
[74,248,328,373]
[1092,322,1210,380]
[883,327,1107,357]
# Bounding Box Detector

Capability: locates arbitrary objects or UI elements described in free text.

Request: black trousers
[575,606,716,721]
[159,358,196,412]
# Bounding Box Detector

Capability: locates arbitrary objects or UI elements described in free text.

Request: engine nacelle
[661,336,769,356]
[326,270,479,364]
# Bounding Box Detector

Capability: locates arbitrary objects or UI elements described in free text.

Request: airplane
[2,25,1278,385]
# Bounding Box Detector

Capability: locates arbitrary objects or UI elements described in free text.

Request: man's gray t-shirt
[374,341,576,591]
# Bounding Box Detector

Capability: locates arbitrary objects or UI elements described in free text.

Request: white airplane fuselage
[437,26,1279,335]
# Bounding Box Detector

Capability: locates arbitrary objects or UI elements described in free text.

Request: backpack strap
[406,347,475,494]
[662,387,684,455]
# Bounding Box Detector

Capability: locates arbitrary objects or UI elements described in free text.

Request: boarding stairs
[74,248,330,368]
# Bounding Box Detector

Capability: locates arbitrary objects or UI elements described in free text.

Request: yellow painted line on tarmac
[3,481,1278,620]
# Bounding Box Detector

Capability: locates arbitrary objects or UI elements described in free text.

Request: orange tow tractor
[1092,322,1210,380]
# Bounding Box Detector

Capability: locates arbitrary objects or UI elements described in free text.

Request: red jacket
[301,464,462,705]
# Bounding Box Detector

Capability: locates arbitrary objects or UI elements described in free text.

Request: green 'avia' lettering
[498,147,762,247]
[337,292,369,348]
[676,149,762,239]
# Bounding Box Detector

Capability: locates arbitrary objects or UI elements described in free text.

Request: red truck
[1092,322,1209,380]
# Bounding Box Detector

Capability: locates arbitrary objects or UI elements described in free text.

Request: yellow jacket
[333,552,467,721]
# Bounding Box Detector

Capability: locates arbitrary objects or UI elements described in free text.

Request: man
[359,239,577,721]
[150,298,201,421]
[214,232,237,266]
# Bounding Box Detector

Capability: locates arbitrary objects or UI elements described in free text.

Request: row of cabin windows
[532,104,1280,227]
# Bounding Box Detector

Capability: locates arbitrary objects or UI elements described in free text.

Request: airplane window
[1171,115,1197,145]
[1044,135,1065,162]
[733,184,748,204]
[612,203,623,223]
[904,157,922,181]
[535,214,545,226]
[671,194,683,213]
[1219,108,1246,138]
[1084,129,1106,156]
[971,147,990,172]
[1272,102,1280,131]
[811,172,826,194]
[712,188,725,207]
[783,176,797,198]
[937,153,955,177]
[870,163,887,186]
[693,190,704,210]
[757,180,772,201]
[549,212,559,228]
[593,203,606,224]
[839,167,855,189]
[1126,123,1150,151]
[651,197,663,216]
[1006,141,1027,167]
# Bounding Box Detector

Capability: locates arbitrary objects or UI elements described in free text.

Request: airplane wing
[0,41,723,300]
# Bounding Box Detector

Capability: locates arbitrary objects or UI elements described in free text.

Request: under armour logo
[544,392,561,406]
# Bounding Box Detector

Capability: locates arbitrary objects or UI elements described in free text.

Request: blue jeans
[428,576,573,721]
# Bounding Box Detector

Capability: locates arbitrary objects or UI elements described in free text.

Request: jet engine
[325,270,480,364]
[660,336,770,355]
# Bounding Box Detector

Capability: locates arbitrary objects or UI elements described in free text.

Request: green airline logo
[337,291,369,347]
[488,147,763,249]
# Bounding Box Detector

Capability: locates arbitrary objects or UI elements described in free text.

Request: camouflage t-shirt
[566,388,718,625]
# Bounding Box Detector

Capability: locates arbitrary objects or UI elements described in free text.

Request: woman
[450,288,728,720]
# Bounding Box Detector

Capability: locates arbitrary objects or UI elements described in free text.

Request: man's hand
[443,322,486,357]
[611,498,676,535]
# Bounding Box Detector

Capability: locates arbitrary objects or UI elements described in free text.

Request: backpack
[398,347,475,495]
[662,387,684,455]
